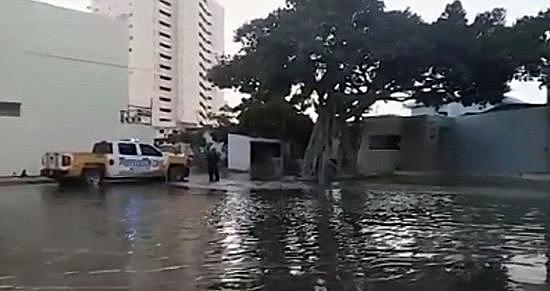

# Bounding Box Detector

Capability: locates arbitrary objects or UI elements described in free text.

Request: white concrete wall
[0,0,154,176]
[228,134,251,171]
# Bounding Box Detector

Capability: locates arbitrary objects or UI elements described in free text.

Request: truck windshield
[93,142,113,154]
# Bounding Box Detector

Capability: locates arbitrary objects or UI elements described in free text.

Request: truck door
[139,144,165,177]
[116,142,141,177]
[92,142,115,178]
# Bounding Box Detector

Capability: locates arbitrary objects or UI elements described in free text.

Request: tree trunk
[302,109,329,183]
[302,106,354,185]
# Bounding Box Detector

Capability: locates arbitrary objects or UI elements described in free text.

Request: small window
[159,31,171,39]
[160,75,172,81]
[160,64,172,70]
[159,9,172,17]
[159,42,172,49]
[159,0,172,7]
[159,118,172,122]
[159,97,172,102]
[118,143,138,155]
[159,86,172,92]
[140,144,163,157]
[369,135,401,150]
[160,108,172,113]
[159,53,172,60]
[93,142,113,154]
[0,102,21,117]
[159,20,171,27]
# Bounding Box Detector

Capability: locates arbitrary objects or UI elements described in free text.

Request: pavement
[0,176,54,186]
[172,172,313,192]
[0,172,313,193]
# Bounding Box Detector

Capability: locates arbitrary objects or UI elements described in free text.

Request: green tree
[210,0,540,183]
[233,98,313,147]
[512,9,550,100]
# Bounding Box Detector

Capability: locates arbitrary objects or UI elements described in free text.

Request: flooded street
[1,183,550,290]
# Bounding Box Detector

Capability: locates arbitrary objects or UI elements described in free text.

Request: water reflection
[0,183,550,290]
[203,184,550,291]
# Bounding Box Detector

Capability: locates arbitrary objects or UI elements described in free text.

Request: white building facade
[91,0,225,130]
[0,0,154,176]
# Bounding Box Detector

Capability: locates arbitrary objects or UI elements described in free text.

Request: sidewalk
[0,176,54,186]
[171,172,312,192]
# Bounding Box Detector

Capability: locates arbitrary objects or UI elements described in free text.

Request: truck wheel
[168,166,187,183]
[83,169,103,187]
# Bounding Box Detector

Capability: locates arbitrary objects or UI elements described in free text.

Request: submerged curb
[0,177,55,186]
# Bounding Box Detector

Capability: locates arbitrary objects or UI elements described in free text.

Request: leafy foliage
[512,9,550,87]
[208,0,550,180]
[233,98,313,146]
[210,0,537,119]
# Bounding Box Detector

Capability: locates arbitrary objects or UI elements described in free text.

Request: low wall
[451,106,550,176]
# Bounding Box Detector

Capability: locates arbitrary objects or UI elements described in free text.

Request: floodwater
[0,183,550,290]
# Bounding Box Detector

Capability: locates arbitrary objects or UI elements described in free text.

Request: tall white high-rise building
[90,0,225,129]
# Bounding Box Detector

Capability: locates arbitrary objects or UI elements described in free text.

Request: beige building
[356,105,550,178]
[91,0,225,130]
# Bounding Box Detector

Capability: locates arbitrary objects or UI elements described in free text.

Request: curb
[0,178,55,187]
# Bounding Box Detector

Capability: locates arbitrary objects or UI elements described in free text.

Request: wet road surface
[1,182,550,290]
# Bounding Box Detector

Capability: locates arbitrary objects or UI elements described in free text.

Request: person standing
[206,147,220,182]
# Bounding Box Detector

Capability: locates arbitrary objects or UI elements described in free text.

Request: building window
[369,135,401,150]
[159,0,172,7]
[198,32,212,45]
[199,12,212,26]
[159,31,171,39]
[198,22,212,36]
[159,86,172,92]
[160,64,172,71]
[160,75,172,81]
[199,52,212,64]
[159,9,172,17]
[199,42,212,54]
[159,53,172,60]
[160,118,172,122]
[199,81,211,91]
[159,42,172,49]
[199,91,213,101]
[118,143,138,155]
[159,97,172,102]
[0,102,21,117]
[159,20,171,28]
[198,2,212,17]
[159,108,172,113]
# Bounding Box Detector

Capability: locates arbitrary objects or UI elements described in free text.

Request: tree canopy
[209,0,550,182]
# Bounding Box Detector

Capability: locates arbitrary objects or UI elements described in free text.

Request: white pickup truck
[41,139,191,185]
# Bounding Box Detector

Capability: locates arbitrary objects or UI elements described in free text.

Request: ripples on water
[200,184,550,291]
[1,184,550,290]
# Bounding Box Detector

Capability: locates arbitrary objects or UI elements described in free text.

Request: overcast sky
[39,0,548,107]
